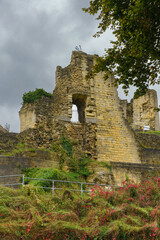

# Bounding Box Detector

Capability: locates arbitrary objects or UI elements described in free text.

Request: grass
[0,176,160,239]
[141,130,160,136]
[96,161,112,170]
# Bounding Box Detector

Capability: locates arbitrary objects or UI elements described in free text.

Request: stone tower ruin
[18,51,160,184]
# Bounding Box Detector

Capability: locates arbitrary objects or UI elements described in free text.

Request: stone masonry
[3,51,160,185]
[132,90,160,130]
[120,90,160,131]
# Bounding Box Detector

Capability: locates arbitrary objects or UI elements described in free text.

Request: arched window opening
[71,104,79,123]
[72,94,87,123]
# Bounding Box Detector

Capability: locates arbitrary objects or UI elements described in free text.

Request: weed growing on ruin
[68,155,92,180]
[61,135,73,158]
[12,142,26,155]
[51,136,92,179]
[23,88,52,104]
[96,161,112,170]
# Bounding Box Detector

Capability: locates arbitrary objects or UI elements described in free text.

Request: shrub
[22,88,52,104]
[23,168,81,191]
[1,176,160,239]
[61,135,73,158]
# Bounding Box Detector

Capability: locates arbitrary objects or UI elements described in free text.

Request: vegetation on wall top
[22,88,52,104]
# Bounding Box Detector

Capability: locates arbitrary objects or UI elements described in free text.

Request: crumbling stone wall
[132,90,159,130]
[19,52,99,155]
[17,51,160,185]
[19,96,54,132]
[135,132,160,150]
[19,104,36,132]
[140,148,160,165]
[53,51,97,123]
[120,90,160,130]
[135,132,160,165]
[111,162,160,185]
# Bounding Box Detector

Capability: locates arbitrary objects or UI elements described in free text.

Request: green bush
[61,135,72,158]
[22,88,52,104]
[23,168,81,191]
[68,155,92,179]
[60,136,91,178]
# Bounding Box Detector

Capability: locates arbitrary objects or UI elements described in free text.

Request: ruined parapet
[53,51,98,123]
[132,90,160,130]
[19,96,53,132]
[120,90,160,131]
[19,104,36,132]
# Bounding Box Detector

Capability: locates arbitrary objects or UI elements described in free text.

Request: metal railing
[0,174,24,187]
[0,174,117,197]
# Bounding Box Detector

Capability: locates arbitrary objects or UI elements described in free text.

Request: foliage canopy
[83,0,160,97]
[23,88,52,104]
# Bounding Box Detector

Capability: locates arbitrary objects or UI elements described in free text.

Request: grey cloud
[0,0,100,132]
[0,0,159,132]
[0,105,20,132]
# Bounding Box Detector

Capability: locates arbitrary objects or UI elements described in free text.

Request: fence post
[52,181,54,196]
[81,183,83,197]
[22,175,25,187]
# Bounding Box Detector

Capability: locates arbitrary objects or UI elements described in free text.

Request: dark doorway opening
[72,94,87,123]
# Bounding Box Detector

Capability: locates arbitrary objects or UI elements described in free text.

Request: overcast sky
[0,0,159,132]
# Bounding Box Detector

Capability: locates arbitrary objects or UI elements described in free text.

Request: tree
[83,0,160,97]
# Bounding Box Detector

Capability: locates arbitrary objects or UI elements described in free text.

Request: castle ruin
[0,51,160,185]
